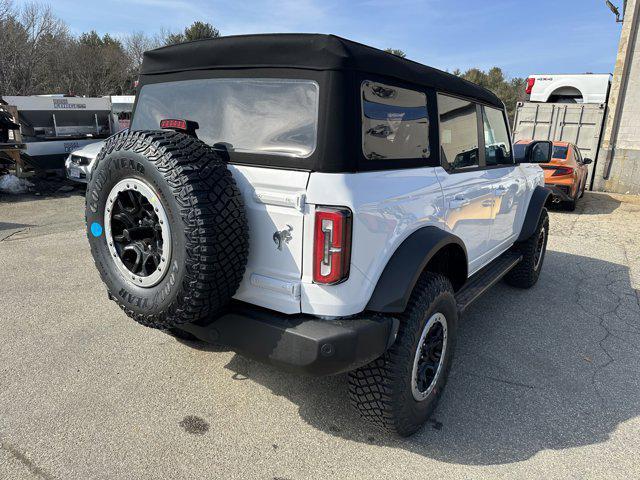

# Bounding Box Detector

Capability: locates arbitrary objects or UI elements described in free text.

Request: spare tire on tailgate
[86,130,249,329]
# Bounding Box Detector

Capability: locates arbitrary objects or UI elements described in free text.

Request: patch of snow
[0,174,34,194]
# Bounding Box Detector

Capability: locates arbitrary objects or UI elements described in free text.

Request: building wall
[594,0,640,194]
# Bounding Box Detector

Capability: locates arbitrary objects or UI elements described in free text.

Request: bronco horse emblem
[273,225,293,250]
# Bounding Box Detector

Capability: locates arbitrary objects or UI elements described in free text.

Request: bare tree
[0,2,68,94]
[0,1,24,94]
[0,0,13,20]
[0,3,225,96]
[20,3,66,93]
[124,31,162,73]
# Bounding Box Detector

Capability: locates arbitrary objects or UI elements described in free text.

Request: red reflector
[525,77,535,94]
[552,166,574,176]
[313,207,352,285]
[160,119,188,130]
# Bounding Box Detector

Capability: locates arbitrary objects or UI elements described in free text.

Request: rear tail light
[313,206,352,285]
[525,77,535,94]
[552,166,574,176]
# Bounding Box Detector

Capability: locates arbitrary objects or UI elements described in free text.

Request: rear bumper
[546,184,573,202]
[175,305,397,376]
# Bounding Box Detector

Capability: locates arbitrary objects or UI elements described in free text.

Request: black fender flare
[366,226,467,313]
[517,185,551,242]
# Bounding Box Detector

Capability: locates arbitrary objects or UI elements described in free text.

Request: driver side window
[482,106,513,166]
[437,93,480,170]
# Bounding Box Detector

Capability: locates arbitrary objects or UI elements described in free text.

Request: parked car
[64,140,104,183]
[85,34,553,436]
[525,73,611,104]
[515,140,591,211]
[512,101,606,176]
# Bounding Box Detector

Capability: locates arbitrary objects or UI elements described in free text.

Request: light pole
[605,0,626,22]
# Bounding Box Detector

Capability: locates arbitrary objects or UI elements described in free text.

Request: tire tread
[348,272,456,436]
[504,209,549,289]
[87,130,249,329]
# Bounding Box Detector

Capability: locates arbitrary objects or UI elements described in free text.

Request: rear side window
[437,94,479,169]
[482,106,512,166]
[552,145,568,159]
[132,78,319,158]
[361,81,430,160]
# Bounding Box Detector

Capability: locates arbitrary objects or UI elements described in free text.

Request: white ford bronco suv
[86,34,553,436]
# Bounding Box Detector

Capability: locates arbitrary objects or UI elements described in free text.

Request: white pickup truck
[526,73,611,104]
[85,34,553,436]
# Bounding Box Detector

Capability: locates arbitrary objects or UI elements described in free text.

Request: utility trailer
[0,95,112,171]
[512,101,607,189]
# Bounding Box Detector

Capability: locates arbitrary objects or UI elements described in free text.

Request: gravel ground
[0,191,639,479]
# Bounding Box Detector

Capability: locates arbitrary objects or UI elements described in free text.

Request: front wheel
[504,209,549,288]
[348,273,458,436]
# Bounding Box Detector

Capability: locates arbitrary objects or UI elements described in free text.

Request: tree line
[385,48,526,121]
[0,1,524,120]
[0,1,220,97]
[452,67,526,122]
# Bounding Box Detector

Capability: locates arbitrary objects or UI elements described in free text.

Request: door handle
[450,195,470,209]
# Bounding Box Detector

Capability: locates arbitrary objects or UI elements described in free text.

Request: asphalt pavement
[1,190,639,479]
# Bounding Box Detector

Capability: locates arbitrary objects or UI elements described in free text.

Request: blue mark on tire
[90,222,103,237]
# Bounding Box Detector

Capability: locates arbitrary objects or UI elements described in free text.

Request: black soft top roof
[141,33,503,108]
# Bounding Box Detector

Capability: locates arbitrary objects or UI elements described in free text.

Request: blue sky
[21,0,623,78]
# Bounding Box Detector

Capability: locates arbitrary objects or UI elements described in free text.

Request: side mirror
[514,140,552,164]
[582,157,593,165]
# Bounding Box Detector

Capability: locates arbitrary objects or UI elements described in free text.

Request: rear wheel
[564,196,577,211]
[564,186,579,211]
[86,130,249,329]
[550,96,579,104]
[348,273,457,437]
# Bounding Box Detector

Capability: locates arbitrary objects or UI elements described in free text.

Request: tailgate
[229,164,309,314]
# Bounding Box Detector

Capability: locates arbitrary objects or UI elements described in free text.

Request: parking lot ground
[1,191,640,479]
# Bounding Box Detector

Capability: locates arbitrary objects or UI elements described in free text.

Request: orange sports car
[515,140,591,211]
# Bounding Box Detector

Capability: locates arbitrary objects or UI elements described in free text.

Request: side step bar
[456,251,522,313]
